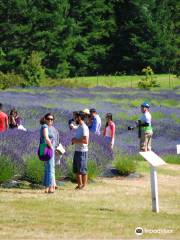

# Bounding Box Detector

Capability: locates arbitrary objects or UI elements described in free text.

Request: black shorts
[73,151,88,174]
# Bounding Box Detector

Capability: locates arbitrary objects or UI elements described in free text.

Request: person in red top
[0,103,8,132]
[103,113,116,149]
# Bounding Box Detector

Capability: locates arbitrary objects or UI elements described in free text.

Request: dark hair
[0,103,3,110]
[44,113,55,120]
[40,117,45,125]
[73,111,79,117]
[105,113,113,127]
[90,108,96,113]
[76,111,85,120]
[10,108,17,116]
[40,113,55,125]
[106,113,112,120]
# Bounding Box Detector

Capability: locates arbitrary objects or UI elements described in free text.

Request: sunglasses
[46,118,54,121]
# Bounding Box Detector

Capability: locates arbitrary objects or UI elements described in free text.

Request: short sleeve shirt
[40,124,57,147]
[89,114,101,135]
[140,112,152,125]
[75,122,89,152]
[0,111,8,132]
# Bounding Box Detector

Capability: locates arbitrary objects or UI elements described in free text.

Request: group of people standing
[40,109,116,193]
[40,103,153,194]
[0,101,153,194]
[69,108,116,149]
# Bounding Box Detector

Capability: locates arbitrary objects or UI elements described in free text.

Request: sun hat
[83,108,90,115]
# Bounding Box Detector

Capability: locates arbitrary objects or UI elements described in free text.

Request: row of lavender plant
[0,86,179,169]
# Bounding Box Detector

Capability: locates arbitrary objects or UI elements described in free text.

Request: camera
[68,118,78,130]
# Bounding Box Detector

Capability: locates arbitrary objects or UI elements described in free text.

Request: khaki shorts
[140,131,153,151]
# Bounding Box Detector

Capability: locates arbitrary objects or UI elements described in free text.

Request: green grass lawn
[40,74,180,89]
[0,162,179,240]
[3,74,179,92]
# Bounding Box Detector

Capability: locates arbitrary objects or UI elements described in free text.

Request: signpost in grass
[139,151,166,213]
[177,145,180,154]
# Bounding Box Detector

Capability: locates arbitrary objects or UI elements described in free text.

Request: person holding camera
[68,111,79,130]
[103,113,116,150]
[71,111,89,190]
[138,102,153,152]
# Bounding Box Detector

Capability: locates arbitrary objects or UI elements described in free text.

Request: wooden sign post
[139,151,166,213]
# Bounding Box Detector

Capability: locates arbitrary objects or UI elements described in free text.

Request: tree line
[0,0,179,83]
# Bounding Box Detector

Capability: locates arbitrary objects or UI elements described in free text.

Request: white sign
[139,151,166,167]
[177,145,180,155]
[139,151,166,213]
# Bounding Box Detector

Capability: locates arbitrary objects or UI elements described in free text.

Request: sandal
[48,191,54,194]
[75,185,82,190]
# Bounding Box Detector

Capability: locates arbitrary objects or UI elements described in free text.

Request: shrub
[55,164,63,180]
[0,71,24,89]
[23,154,44,184]
[66,158,76,182]
[163,155,180,164]
[138,66,160,89]
[88,160,102,180]
[113,154,137,175]
[0,155,16,183]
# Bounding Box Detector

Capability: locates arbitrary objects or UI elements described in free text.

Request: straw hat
[83,108,90,115]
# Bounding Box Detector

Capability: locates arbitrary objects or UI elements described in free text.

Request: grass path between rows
[0,163,180,240]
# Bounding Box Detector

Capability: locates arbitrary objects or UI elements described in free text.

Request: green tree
[165,0,180,75]
[0,0,178,78]
[0,0,74,78]
[0,0,34,72]
[109,0,179,74]
[21,51,45,86]
[69,0,116,76]
[29,0,74,78]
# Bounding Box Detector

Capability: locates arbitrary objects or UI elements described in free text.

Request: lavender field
[0,86,180,173]
[0,86,180,239]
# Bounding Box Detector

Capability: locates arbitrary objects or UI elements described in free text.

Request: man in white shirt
[72,111,89,190]
[138,102,153,151]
